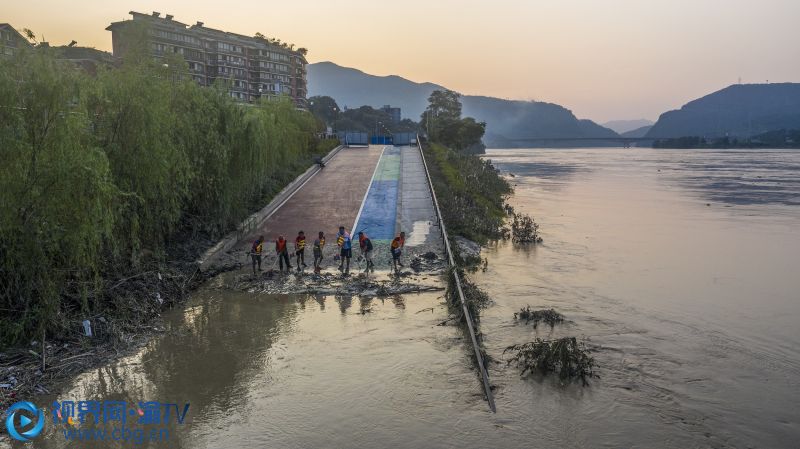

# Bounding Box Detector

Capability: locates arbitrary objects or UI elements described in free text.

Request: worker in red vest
[275,236,291,273]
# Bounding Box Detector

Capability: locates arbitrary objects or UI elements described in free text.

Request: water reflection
[36,291,300,448]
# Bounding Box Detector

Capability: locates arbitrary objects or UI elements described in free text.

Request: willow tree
[0,49,116,343]
[87,51,192,266]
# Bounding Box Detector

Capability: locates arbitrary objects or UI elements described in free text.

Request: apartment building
[0,23,33,57]
[380,105,402,124]
[106,11,308,107]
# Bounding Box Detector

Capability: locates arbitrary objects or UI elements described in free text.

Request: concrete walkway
[238,146,383,252]
[397,146,442,253]
[232,144,443,271]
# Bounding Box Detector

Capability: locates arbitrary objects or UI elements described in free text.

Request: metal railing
[415,135,497,413]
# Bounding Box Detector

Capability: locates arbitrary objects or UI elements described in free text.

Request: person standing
[295,231,308,271]
[358,231,374,272]
[337,226,352,274]
[251,235,264,275]
[390,231,406,273]
[275,235,291,273]
[313,231,326,273]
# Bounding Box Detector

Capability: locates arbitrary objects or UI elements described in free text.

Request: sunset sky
[5,0,800,122]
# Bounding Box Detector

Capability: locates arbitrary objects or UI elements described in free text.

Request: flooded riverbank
[13,147,800,449]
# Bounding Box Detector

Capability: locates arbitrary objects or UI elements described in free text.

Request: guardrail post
[415,135,497,413]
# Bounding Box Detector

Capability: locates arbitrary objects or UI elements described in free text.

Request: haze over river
[28,148,800,449]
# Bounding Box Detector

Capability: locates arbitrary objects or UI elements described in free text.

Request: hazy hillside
[308,61,619,146]
[307,61,443,118]
[603,119,654,134]
[647,83,800,138]
[621,125,653,138]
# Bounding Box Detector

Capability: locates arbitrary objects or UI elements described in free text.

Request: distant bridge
[505,136,658,148]
[506,137,656,147]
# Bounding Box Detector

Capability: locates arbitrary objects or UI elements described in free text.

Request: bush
[511,212,542,243]
[514,307,563,328]
[504,337,596,385]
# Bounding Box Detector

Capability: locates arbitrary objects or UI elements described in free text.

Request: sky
[5,0,800,122]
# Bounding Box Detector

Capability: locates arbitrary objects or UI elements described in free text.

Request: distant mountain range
[308,62,800,146]
[647,83,800,138]
[621,125,653,138]
[307,62,619,147]
[602,119,654,134]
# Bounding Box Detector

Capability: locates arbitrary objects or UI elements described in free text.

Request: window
[155,30,200,45]
[217,42,242,53]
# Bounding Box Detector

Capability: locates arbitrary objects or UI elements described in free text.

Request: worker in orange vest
[295,231,308,271]
[251,235,264,275]
[390,231,406,273]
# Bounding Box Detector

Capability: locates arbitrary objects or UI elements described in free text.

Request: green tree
[308,95,340,126]
[456,117,487,152]
[422,90,485,151]
[423,89,462,122]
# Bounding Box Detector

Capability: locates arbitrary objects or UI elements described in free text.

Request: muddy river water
[24,148,800,448]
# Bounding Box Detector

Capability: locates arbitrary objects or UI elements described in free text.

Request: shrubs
[514,307,564,328]
[446,268,492,322]
[424,143,511,244]
[511,213,542,243]
[504,337,596,385]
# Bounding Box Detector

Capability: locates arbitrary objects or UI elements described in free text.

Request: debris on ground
[410,252,440,272]
[230,269,444,298]
[514,306,564,328]
[504,337,596,386]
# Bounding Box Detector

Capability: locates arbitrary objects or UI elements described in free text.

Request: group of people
[249,227,406,275]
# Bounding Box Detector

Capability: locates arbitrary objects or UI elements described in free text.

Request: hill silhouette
[308,61,618,147]
[647,83,800,138]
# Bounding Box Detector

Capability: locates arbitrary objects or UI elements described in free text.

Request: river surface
[20,148,800,449]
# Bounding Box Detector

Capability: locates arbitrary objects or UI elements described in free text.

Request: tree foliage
[308,96,420,134]
[0,46,323,346]
[423,143,511,243]
[308,95,340,125]
[422,90,486,152]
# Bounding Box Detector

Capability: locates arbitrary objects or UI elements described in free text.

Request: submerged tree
[511,212,542,243]
[505,337,596,385]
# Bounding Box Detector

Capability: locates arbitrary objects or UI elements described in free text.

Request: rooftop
[107,11,306,59]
